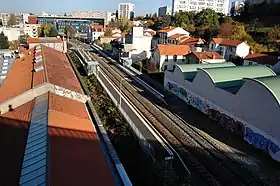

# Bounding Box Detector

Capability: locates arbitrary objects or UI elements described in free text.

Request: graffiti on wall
[166,80,280,159]
[244,127,280,156]
[167,81,244,135]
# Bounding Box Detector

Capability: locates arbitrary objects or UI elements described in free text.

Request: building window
[173,55,177,62]
[249,62,252,65]
[164,65,167,71]
[165,55,168,61]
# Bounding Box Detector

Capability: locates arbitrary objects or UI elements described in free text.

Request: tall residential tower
[118,3,135,20]
[171,0,230,15]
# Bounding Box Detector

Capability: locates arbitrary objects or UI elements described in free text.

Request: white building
[72,10,113,25]
[244,53,280,74]
[150,44,191,71]
[157,27,190,44]
[158,6,172,17]
[118,3,135,20]
[209,38,250,60]
[0,27,21,41]
[22,24,40,38]
[231,1,245,15]
[171,0,230,15]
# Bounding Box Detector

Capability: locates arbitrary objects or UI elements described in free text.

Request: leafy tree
[134,16,144,21]
[268,25,280,41]
[7,13,17,26]
[49,26,58,37]
[0,32,9,49]
[185,24,196,33]
[9,40,20,50]
[160,15,172,28]
[144,19,155,28]
[64,13,67,16]
[173,11,191,27]
[218,22,234,38]
[102,43,112,51]
[152,13,157,19]
[19,34,29,44]
[65,25,76,39]
[116,18,132,32]
[38,24,57,37]
[104,29,112,36]
[195,8,219,28]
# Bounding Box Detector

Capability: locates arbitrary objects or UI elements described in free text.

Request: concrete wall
[29,42,64,52]
[236,42,250,58]
[0,27,21,41]
[164,66,280,161]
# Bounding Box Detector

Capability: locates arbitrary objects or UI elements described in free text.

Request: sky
[0,0,172,15]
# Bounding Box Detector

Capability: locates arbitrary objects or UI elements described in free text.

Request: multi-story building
[171,0,230,15]
[157,27,190,44]
[0,13,26,26]
[22,24,40,38]
[36,16,104,34]
[231,1,245,16]
[118,3,135,20]
[209,38,250,60]
[158,6,172,17]
[73,10,113,25]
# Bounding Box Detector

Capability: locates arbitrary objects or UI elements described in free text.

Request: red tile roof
[169,34,186,39]
[212,38,243,47]
[244,53,279,66]
[0,48,38,103]
[28,37,63,44]
[192,51,224,60]
[158,26,176,33]
[48,93,115,186]
[180,37,204,46]
[158,44,191,56]
[41,45,83,94]
[0,100,34,185]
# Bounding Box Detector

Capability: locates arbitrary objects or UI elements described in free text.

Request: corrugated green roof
[199,65,276,84]
[248,76,280,104]
[177,62,235,73]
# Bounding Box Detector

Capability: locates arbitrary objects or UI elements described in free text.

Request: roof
[48,93,115,186]
[199,65,276,84]
[169,34,186,39]
[0,45,83,103]
[177,62,235,73]
[158,44,190,56]
[212,38,243,47]
[247,76,280,104]
[158,26,176,33]
[180,37,204,45]
[28,37,63,44]
[191,51,224,60]
[41,45,83,94]
[244,53,279,66]
[0,100,34,185]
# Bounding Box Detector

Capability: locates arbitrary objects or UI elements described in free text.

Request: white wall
[167,27,189,37]
[236,42,250,58]
[0,27,21,41]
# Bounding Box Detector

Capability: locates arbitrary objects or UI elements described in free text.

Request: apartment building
[171,0,230,15]
[158,6,172,17]
[118,3,135,20]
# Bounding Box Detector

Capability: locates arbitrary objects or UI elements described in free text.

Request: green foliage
[0,32,9,49]
[19,34,29,44]
[7,13,17,26]
[268,25,280,41]
[195,8,219,28]
[38,24,58,37]
[102,42,112,51]
[9,40,20,50]
[64,25,76,38]
[173,11,191,27]
[159,15,172,28]
[116,18,132,32]
[104,29,112,36]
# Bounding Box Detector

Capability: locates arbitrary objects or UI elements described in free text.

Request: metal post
[119,77,128,108]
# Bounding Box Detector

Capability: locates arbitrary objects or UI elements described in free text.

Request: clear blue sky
[0,0,172,15]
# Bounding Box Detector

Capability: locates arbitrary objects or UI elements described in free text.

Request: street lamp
[119,77,129,108]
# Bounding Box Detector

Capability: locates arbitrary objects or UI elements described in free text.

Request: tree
[160,15,171,28]
[218,22,234,38]
[9,40,20,50]
[195,8,219,28]
[102,43,112,51]
[7,13,17,26]
[144,19,155,28]
[173,11,191,27]
[64,13,67,16]
[116,18,132,32]
[104,29,112,36]
[38,24,57,37]
[268,25,280,41]
[134,16,144,21]
[19,34,29,44]
[0,32,9,49]
[64,25,76,39]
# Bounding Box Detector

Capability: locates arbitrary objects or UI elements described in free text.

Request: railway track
[88,49,266,186]
[75,42,272,186]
